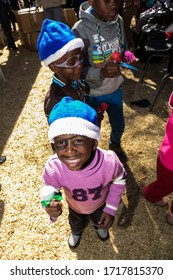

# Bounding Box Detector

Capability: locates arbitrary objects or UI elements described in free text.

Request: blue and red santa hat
[48,97,100,142]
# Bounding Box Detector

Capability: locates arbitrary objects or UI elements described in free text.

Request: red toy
[111,51,138,71]
[97,102,108,113]
[97,102,108,124]
[111,51,122,62]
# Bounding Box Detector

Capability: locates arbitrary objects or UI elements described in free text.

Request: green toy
[41,185,62,222]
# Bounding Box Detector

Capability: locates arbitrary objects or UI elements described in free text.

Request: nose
[65,141,76,154]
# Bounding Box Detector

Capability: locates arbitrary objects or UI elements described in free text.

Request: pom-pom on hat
[37,19,84,66]
[48,97,100,142]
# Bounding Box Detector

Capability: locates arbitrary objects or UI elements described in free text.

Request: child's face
[53,134,98,171]
[89,0,120,22]
[49,48,83,84]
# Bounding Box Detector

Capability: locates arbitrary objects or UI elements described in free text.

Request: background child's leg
[143,157,173,202]
[107,87,125,148]
[85,89,125,147]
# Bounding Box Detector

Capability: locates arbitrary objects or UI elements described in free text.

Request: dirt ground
[0,32,173,260]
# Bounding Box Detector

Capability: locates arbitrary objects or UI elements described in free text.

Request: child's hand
[45,200,62,218]
[98,212,115,229]
[100,61,120,79]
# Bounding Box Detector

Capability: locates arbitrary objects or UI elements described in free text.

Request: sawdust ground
[0,32,173,260]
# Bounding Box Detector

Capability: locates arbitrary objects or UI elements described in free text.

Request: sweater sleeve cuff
[103,204,118,216]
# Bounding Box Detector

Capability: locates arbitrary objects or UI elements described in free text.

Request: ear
[92,140,98,150]
[49,63,56,72]
[51,143,55,152]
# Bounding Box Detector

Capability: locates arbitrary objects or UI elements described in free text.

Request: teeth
[67,159,79,163]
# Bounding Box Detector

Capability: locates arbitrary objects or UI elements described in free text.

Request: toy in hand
[41,185,62,222]
[97,102,108,124]
[111,51,122,63]
[97,102,108,114]
[111,51,138,71]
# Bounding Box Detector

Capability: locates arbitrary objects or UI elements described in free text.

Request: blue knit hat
[37,19,84,66]
[48,97,100,142]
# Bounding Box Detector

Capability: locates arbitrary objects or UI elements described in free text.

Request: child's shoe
[154,197,168,207]
[68,232,82,249]
[0,156,6,164]
[166,212,173,225]
[95,228,109,241]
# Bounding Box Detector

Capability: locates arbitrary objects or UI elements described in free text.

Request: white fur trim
[48,117,100,142]
[44,38,84,66]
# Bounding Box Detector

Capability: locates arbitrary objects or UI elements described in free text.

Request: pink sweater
[159,92,173,171]
[43,148,126,216]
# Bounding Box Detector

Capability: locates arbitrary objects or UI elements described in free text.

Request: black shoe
[0,156,6,164]
[131,99,151,108]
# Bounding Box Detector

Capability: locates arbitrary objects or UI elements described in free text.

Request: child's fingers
[49,200,62,208]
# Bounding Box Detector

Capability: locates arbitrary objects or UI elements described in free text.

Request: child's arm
[98,212,115,230]
[97,167,126,230]
[103,160,127,217]
[100,61,120,80]
[44,200,62,221]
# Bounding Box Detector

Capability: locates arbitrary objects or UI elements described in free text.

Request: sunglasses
[54,54,83,68]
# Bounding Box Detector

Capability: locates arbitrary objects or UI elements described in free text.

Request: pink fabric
[159,92,173,171]
[143,157,173,212]
[43,148,126,216]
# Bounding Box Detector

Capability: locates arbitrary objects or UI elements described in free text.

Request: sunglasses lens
[55,54,83,68]
[66,55,83,68]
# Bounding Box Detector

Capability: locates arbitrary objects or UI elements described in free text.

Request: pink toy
[124,50,137,63]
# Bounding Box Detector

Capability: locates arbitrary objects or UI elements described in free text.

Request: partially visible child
[41,96,127,248]
[72,0,128,161]
[143,92,173,225]
[35,0,64,22]
[37,19,87,119]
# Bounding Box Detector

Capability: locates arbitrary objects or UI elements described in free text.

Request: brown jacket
[44,78,89,118]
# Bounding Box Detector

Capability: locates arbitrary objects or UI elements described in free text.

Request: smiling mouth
[65,158,81,167]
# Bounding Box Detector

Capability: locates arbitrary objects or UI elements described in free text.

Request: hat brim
[44,38,84,67]
[48,117,101,142]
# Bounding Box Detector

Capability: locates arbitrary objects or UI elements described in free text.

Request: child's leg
[143,157,173,202]
[68,207,89,248]
[68,207,88,234]
[85,95,106,126]
[107,87,125,148]
[90,204,109,241]
[90,204,105,226]
[86,88,125,147]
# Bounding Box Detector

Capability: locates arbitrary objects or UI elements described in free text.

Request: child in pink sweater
[143,92,173,225]
[41,96,126,248]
